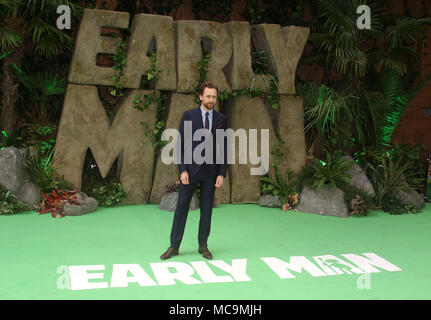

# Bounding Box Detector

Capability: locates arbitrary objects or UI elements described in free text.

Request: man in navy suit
[161,81,227,260]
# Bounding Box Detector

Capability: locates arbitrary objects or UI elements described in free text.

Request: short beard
[203,102,214,109]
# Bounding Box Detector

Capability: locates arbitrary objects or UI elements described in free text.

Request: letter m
[52,84,157,203]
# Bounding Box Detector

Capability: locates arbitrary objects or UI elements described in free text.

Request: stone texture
[68,9,130,86]
[150,93,194,204]
[250,24,309,94]
[124,14,176,90]
[150,93,230,204]
[158,192,199,212]
[278,95,306,174]
[0,147,41,209]
[396,189,425,210]
[343,155,375,196]
[52,84,157,204]
[63,192,98,216]
[258,195,282,208]
[227,95,277,203]
[0,147,26,195]
[17,181,41,209]
[174,20,232,93]
[296,186,348,218]
[224,21,271,92]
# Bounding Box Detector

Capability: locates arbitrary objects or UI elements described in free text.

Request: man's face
[199,87,217,110]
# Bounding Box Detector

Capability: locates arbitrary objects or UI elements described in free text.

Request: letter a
[57,5,71,30]
[356,5,371,30]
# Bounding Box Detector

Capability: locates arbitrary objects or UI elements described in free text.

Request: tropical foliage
[0,183,28,215]
[22,147,72,193]
[297,0,431,155]
[82,180,126,207]
[0,0,81,133]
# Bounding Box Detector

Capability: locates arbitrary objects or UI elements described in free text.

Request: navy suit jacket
[177,107,228,178]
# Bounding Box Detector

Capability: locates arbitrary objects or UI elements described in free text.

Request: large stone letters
[251,24,309,94]
[54,9,309,204]
[227,95,277,204]
[68,9,130,86]
[224,21,270,92]
[53,84,157,204]
[175,20,233,93]
[125,14,177,90]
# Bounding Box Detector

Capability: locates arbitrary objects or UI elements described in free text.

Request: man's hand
[215,175,224,188]
[180,171,189,185]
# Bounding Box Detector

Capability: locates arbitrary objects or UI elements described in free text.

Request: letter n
[52,84,157,204]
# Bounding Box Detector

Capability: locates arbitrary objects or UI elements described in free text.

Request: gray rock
[63,192,98,216]
[158,192,200,212]
[0,147,26,194]
[395,189,425,210]
[296,185,348,218]
[258,195,282,208]
[343,155,375,196]
[393,175,425,210]
[15,181,40,210]
[0,147,41,209]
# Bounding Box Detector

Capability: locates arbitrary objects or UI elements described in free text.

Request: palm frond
[0,26,22,51]
[384,16,431,49]
[302,83,358,135]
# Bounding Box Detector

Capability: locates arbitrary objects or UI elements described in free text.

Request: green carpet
[1,203,430,300]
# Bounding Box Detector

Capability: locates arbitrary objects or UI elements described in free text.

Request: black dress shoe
[198,246,213,260]
[160,247,179,260]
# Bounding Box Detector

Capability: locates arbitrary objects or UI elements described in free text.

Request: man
[160,81,227,260]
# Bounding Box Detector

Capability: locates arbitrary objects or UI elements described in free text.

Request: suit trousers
[170,164,217,249]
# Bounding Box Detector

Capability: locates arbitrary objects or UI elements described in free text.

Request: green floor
[1,203,430,300]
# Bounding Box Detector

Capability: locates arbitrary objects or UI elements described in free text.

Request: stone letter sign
[53,9,309,204]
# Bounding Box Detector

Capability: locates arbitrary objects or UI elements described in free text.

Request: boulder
[17,181,41,209]
[0,147,41,209]
[62,192,98,216]
[395,189,425,210]
[258,195,282,208]
[158,192,200,212]
[296,185,348,218]
[343,156,375,196]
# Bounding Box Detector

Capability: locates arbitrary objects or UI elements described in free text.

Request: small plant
[282,193,299,211]
[83,180,126,207]
[23,148,72,193]
[360,150,422,207]
[0,130,25,149]
[260,166,298,209]
[24,149,73,193]
[381,193,419,215]
[22,123,57,156]
[0,184,29,215]
[110,39,127,97]
[339,183,374,216]
[38,190,81,218]
[133,52,169,154]
[305,152,353,190]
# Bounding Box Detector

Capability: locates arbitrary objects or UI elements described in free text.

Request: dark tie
[205,112,210,131]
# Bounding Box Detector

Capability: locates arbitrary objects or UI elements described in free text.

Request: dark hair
[198,81,218,96]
